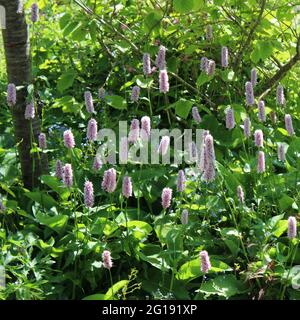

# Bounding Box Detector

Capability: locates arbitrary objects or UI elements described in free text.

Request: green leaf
[59,13,72,30]
[104,280,129,300]
[177,257,232,281]
[71,24,86,42]
[25,191,58,209]
[91,217,118,237]
[171,99,193,119]
[52,96,81,113]
[138,247,171,271]
[41,175,70,200]
[63,21,80,37]
[286,138,300,168]
[82,294,105,300]
[144,10,162,33]
[121,220,152,240]
[196,73,211,87]
[105,95,127,110]
[272,220,288,238]
[289,266,300,289]
[35,213,68,233]
[251,40,273,63]
[57,71,76,93]
[0,182,16,197]
[136,76,153,88]
[278,195,294,211]
[259,41,273,60]
[198,274,249,298]
[220,228,240,256]
[173,0,194,13]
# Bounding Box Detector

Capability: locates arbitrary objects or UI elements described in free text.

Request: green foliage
[0,0,300,301]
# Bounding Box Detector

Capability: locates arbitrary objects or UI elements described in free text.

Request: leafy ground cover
[0,0,299,300]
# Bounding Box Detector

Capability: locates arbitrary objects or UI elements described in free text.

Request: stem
[148,85,153,117]
[137,164,142,220]
[164,94,171,127]
[169,270,175,294]
[280,241,299,300]
[109,269,115,300]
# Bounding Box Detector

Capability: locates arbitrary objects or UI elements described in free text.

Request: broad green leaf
[63,21,80,37]
[52,96,79,112]
[0,182,15,197]
[198,274,249,298]
[286,138,300,168]
[278,195,294,211]
[59,14,72,30]
[104,280,129,300]
[173,0,194,13]
[35,213,68,233]
[91,217,118,237]
[177,257,232,281]
[144,10,162,33]
[138,251,171,271]
[196,73,211,87]
[71,24,86,42]
[171,99,193,119]
[272,220,288,238]
[82,294,105,300]
[41,175,70,200]
[105,95,127,110]
[136,77,153,88]
[220,228,240,256]
[57,71,76,93]
[121,220,152,240]
[25,191,57,209]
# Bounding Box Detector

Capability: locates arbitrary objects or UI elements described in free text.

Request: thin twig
[73,0,215,108]
[233,0,267,69]
[257,36,300,99]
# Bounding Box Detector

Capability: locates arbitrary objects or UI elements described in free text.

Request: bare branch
[233,0,267,69]
[73,0,215,107]
[257,37,300,99]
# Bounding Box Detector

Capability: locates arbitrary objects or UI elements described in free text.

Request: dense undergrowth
[0,0,300,300]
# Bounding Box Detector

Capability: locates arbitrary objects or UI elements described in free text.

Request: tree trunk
[1,0,44,189]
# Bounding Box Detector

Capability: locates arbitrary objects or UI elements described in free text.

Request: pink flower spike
[155,45,166,70]
[7,83,16,106]
[161,187,172,209]
[158,136,170,156]
[122,176,132,198]
[102,250,113,269]
[226,108,235,129]
[128,119,140,143]
[87,118,98,142]
[64,130,75,149]
[55,160,63,180]
[254,129,264,148]
[25,101,35,120]
[285,114,295,136]
[38,133,47,149]
[140,116,151,140]
[84,91,94,114]
[159,69,169,93]
[63,163,73,188]
[177,170,186,192]
[243,117,251,138]
[84,180,94,208]
[288,216,297,239]
[200,250,211,273]
[257,151,265,173]
[192,106,201,124]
